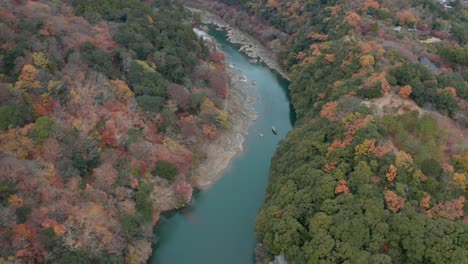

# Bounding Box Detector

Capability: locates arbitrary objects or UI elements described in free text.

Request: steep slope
[192,0,468,263]
[0,0,234,263]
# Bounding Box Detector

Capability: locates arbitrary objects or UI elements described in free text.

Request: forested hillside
[192,0,468,263]
[0,0,232,263]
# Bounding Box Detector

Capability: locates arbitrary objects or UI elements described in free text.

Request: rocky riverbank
[187,7,290,81]
[193,65,257,189]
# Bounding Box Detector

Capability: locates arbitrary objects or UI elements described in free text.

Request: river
[149,27,294,264]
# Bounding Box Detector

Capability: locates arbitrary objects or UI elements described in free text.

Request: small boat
[258,133,264,137]
[272,126,278,135]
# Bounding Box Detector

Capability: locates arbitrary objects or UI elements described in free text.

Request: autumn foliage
[15,65,41,90]
[399,85,412,99]
[384,190,405,213]
[319,101,338,121]
[335,180,350,194]
[385,164,398,184]
[0,1,235,262]
[427,196,465,220]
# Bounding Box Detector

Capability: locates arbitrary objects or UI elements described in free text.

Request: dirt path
[367,93,468,148]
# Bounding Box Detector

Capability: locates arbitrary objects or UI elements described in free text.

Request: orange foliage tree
[384,190,405,213]
[344,12,361,27]
[452,173,467,190]
[335,180,350,194]
[427,196,465,220]
[444,87,457,97]
[323,161,337,173]
[399,85,412,99]
[397,11,417,26]
[420,193,431,209]
[385,164,398,184]
[320,101,339,121]
[362,0,380,11]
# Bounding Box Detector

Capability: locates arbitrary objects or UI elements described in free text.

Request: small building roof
[418,56,439,73]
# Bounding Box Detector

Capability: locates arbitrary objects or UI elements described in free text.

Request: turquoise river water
[149,27,294,264]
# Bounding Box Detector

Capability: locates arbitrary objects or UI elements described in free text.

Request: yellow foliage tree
[15,64,41,90]
[7,194,23,207]
[359,55,375,67]
[453,152,468,173]
[109,80,134,103]
[135,60,156,72]
[354,139,376,160]
[32,52,49,69]
[216,110,231,129]
[452,173,467,190]
[200,98,215,112]
[395,150,413,171]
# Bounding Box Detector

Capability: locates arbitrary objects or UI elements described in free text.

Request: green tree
[135,95,164,112]
[0,106,22,130]
[153,160,178,181]
[30,116,57,144]
[120,214,143,241]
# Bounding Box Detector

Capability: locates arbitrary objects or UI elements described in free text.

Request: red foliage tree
[208,51,226,65]
[167,84,190,111]
[208,69,229,99]
[179,115,198,138]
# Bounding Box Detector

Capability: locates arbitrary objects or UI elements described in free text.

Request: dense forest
[1,0,467,263]
[189,0,468,263]
[0,0,233,263]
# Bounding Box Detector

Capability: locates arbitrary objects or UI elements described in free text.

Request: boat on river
[272,126,278,135]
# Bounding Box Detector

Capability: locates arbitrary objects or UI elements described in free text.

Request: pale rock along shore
[187,7,290,81]
[193,65,257,189]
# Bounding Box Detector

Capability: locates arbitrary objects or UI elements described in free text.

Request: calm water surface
[149,27,294,264]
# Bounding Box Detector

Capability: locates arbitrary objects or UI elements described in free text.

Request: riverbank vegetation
[192,0,468,263]
[0,0,234,262]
